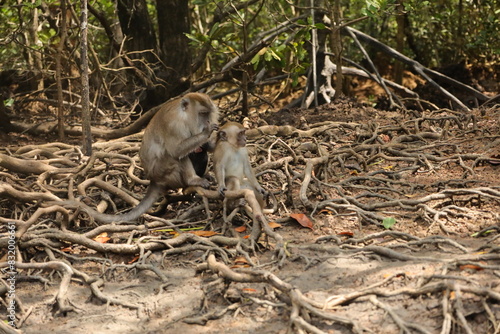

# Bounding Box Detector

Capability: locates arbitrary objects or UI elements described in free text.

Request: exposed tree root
[1,105,499,332]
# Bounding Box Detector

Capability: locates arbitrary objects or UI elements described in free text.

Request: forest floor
[2,91,500,334]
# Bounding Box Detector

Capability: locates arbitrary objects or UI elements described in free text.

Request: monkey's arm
[243,158,266,195]
[205,132,218,152]
[214,161,226,196]
[170,124,218,159]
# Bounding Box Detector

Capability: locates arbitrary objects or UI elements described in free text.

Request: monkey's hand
[204,122,219,135]
[257,186,269,201]
[188,176,211,189]
[257,186,268,197]
[218,186,227,197]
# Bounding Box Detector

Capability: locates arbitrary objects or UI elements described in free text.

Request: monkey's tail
[88,183,162,224]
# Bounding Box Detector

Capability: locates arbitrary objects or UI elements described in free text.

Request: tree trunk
[331,0,343,99]
[18,0,44,91]
[56,0,68,140]
[81,0,92,156]
[394,0,405,85]
[0,95,13,133]
[156,0,191,98]
[116,0,157,63]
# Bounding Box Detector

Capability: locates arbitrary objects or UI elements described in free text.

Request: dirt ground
[1,94,500,334]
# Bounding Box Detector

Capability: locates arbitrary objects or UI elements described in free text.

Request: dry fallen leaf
[235,225,247,233]
[94,232,110,243]
[459,264,484,271]
[232,256,251,268]
[290,213,313,229]
[380,134,391,142]
[189,231,218,237]
[234,256,249,265]
[128,255,139,264]
[268,221,282,229]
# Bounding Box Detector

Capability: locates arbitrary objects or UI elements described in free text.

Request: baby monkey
[212,122,266,212]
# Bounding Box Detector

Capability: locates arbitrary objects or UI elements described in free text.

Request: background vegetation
[0,0,498,138]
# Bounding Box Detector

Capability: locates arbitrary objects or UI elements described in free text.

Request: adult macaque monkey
[92,92,219,223]
[213,122,267,211]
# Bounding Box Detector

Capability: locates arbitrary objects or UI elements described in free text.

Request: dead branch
[344,27,489,110]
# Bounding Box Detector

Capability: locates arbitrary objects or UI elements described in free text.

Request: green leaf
[382,217,396,229]
[250,53,261,69]
[208,22,220,38]
[275,44,286,52]
[185,33,201,44]
[24,0,42,9]
[269,49,281,61]
[471,229,495,237]
[264,51,272,62]
[4,98,14,107]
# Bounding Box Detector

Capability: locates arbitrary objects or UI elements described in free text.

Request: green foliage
[382,217,397,229]
[471,229,495,237]
[4,98,14,107]
[249,33,310,86]
[349,0,499,67]
[188,1,318,84]
[0,0,496,85]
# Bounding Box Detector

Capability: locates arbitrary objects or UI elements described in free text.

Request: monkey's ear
[181,98,190,111]
[218,130,227,141]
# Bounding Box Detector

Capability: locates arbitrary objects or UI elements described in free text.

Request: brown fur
[91,93,219,223]
[213,122,266,209]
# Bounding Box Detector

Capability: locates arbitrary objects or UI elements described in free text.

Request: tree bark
[116,0,157,63]
[394,0,405,85]
[0,96,13,133]
[156,0,191,98]
[29,0,44,91]
[81,0,92,155]
[56,0,68,140]
[331,0,343,99]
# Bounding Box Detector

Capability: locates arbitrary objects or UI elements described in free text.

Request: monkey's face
[234,129,246,147]
[217,124,246,148]
[195,101,219,134]
[179,93,219,135]
[197,105,213,132]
